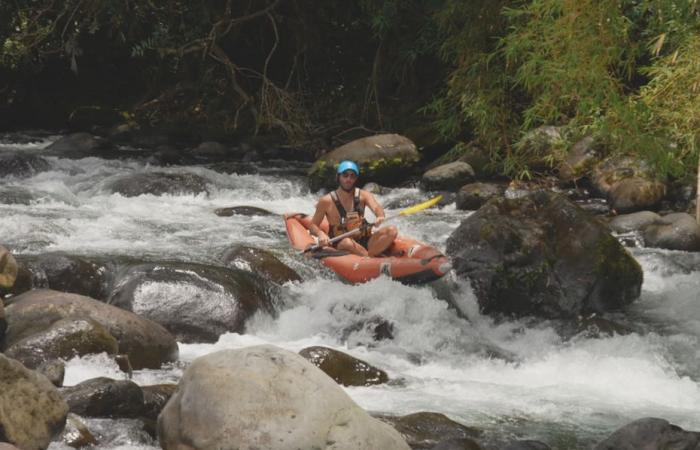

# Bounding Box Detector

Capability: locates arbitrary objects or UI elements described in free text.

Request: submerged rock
[106,172,209,197]
[44,132,115,158]
[431,438,484,449]
[308,134,421,191]
[0,186,34,205]
[108,262,276,342]
[446,191,643,319]
[594,417,700,450]
[299,346,388,386]
[214,205,275,216]
[502,441,552,450]
[158,345,410,450]
[221,244,300,284]
[377,412,481,449]
[3,289,178,369]
[0,152,51,178]
[0,354,69,450]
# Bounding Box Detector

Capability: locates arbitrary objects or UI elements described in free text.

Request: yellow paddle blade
[397,195,443,216]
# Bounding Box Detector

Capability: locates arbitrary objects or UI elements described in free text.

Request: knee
[337,238,353,250]
[383,225,398,239]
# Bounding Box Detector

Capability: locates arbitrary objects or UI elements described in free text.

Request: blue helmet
[336,160,359,176]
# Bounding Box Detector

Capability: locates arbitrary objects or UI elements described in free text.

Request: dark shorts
[330,233,370,249]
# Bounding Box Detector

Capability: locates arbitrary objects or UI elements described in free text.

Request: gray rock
[0,186,34,205]
[0,153,50,178]
[36,360,65,387]
[591,156,667,213]
[222,244,300,284]
[191,141,232,161]
[422,162,476,191]
[456,183,506,210]
[3,289,178,369]
[106,172,209,197]
[299,346,388,386]
[61,377,144,418]
[108,262,276,343]
[594,417,700,450]
[643,213,700,251]
[501,441,552,450]
[44,132,114,158]
[377,412,481,449]
[0,354,69,450]
[214,205,275,217]
[158,345,410,450]
[431,438,484,449]
[609,211,661,233]
[446,191,643,319]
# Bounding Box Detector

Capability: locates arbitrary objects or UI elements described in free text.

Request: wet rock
[0,354,69,450]
[3,289,178,369]
[575,198,611,216]
[222,244,300,284]
[609,211,661,234]
[308,134,421,191]
[60,413,98,448]
[141,384,178,421]
[108,262,276,343]
[594,417,700,450]
[299,346,389,386]
[446,191,643,319]
[214,205,275,216]
[4,318,118,369]
[61,377,144,418]
[502,441,552,450]
[363,182,389,195]
[515,126,565,172]
[456,183,506,211]
[642,213,700,252]
[0,152,51,178]
[191,141,234,161]
[44,132,115,158]
[558,135,602,182]
[431,438,484,450]
[106,172,209,197]
[377,412,481,449]
[0,245,18,290]
[0,186,34,204]
[10,253,110,300]
[422,162,476,192]
[576,314,633,338]
[592,156,667,213]
[0,444,21,450]
[37,360,66,387]
[158,345,410,450]
[341,315,395,343]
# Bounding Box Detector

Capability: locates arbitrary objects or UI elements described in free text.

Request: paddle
[303,195,443,253]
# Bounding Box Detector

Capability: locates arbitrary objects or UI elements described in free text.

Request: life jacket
[329,188,371,239]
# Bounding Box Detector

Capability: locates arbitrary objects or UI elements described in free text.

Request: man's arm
[309,196,330,246]
[363,191,386,226]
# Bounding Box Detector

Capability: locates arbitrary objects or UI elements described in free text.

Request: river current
[1,135,699,450]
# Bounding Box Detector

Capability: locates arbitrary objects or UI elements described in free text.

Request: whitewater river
[1,134,699,450]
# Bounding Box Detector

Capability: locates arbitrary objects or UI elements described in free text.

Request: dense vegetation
[2,0,699,181]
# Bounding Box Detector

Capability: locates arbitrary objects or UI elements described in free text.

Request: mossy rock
[308,134,421,191]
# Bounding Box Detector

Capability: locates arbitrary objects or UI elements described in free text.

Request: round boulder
[0,354,69,450]
[591,156,667,213]
[106,172,209,197]
[422,162,476,192]
[594,418,700,450]
[299,346,388,386]
[4,318,118,370]
[608,211,661,234]
[456,183,506,211]
[446,191,643,319]
[642,213,700,251]
[108,262,276,343]
[222,245,300,284]
[0,245,18,290]
[0,152,50,178]
[3,289,178,369]
[308,134,421,191]
[157,345,411,450]
[61,377,144,418]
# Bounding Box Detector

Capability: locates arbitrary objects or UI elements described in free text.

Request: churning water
[1,135,699,450]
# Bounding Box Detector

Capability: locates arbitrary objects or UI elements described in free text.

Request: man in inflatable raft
[308,160,398,257]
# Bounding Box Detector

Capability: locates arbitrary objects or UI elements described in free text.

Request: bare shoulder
[316,194,332,210]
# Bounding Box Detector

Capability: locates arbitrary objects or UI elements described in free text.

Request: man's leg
[337,238,369,257]
[367,226,398,257]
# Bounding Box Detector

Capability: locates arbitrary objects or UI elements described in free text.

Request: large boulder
[642,213,700,252]
[221,245,300,284]
[0,152,50,178]
[446,191,643,319]
[594,417,700,450]
[106,172,209,197]
[0,245,18,290]
[299,346,388,386]
[456,183,506,211]
[108,262,276,342]
[61,377,144,418]
[0,354,69,450]
[422,162,476,191]
[308,134,421,191]
[3,289,178,369]
[4,318,118,369]
[592,156,667,213]
[158,345,411,450]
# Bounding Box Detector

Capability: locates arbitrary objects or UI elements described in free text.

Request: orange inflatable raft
[284,213,452,284]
